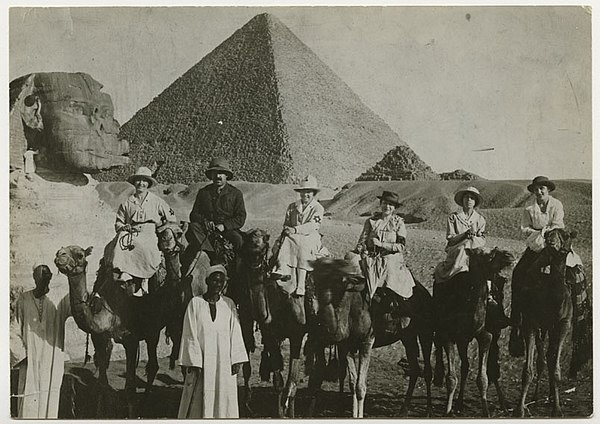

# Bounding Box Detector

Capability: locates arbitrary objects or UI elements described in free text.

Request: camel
[513,228,577,417]
[306,256,374,418]
[53,223,187,417]
[305,256,435,418]
[482,273,512,413]
[370,282,435,416]
[240,229,309,418]
[432,247,515,417]
[432,272,512,414]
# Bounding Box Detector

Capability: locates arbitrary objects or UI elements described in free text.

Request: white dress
[356,213,415,298]
[434,210,486,284]
[177,296,248,418]
[273,198,324,272]
[15,290,71,418]
[107,191,176,278]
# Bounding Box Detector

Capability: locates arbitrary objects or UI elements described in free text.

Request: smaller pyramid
[440,169,483,181]
[356,146,439,181]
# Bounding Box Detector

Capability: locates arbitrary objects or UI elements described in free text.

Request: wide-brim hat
[294,175,320,193]
[376,190,401,207]
[205,157,234,180]
[527,176,556,193]
[127,166,158,188]
[454,186,482,207]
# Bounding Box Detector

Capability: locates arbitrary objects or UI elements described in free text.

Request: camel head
[156,221,185,254]
[241,229,270,270]
[311,256,366,306]
[55,245,93,276]
[466,247,515,280]
[545,228,576,255]
[238,229,270,324]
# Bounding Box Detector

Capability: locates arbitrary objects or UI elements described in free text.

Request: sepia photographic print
[7,3,593,420]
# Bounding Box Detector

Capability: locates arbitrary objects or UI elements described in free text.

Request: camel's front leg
[487,327,509,413]
[282,331,305,418]
[241,361,253,416]
[166,310,183,370]
[239,307,255,416]
[515,328,536,417]
[345,346,360,417]
[307,343,327,417]
[548,320,570,417]
[355,336,375,418]
[123,337,140,418]
[475,331,492,417]
[282,358,302,417]
[91,332,113,386]
[444,342,458,416]
[144,334,160,392]
[90,332,113,417]
[455,340,470,415]
[262,332,285,417]
[419,329,434,416]
[533,330,546,400]
[400,331,421,416]
[433,340,445,387]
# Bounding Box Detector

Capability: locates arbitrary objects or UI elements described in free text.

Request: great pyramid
[98,13,428,188]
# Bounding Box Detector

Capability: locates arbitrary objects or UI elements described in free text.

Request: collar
[369,212,397,225]
[456,209,479,223]
[530,195,555,210]
[211,183,230,195]
[295,197,316,212]
[128,192,151,204]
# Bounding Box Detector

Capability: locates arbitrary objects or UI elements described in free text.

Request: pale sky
[9,6,592,179]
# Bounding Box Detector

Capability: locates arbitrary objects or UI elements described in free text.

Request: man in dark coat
[184,157,247,265]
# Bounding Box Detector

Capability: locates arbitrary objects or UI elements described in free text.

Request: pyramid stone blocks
[98,13,429,188]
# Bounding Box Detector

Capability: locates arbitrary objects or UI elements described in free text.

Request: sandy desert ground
[9,170,593,418]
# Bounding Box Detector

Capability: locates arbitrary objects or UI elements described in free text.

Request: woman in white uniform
[109,166,177,296]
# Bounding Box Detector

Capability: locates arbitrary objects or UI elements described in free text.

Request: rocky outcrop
[356,145,439,181]
[97,13,423,188]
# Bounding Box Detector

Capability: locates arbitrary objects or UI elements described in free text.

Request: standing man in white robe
[177,265,248,418]
[14,264,71,418]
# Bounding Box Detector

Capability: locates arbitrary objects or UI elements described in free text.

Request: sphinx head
[11,72,129,172]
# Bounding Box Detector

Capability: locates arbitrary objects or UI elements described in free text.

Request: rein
[118,220,155,251]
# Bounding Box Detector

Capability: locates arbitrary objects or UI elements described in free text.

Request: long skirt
[273,233,321,272]
[434,237,485,284]
[360,253,414,299]
[105,223,161,279]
